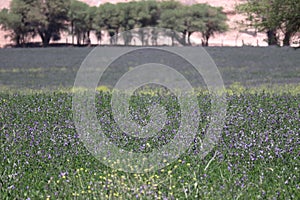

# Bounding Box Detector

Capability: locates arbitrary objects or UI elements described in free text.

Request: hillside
[0,0,269,47]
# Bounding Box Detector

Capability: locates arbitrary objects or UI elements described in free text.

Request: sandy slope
[0,0,269,47]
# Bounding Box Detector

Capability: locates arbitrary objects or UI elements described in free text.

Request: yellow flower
[114,192,119,197]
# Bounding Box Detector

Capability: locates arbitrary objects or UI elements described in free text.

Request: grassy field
[0,47,299,199]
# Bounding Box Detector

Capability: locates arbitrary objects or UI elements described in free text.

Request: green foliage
[68,0,90,45]
[0,91,299,199]
[159,3,228,46]
[95,3,121,45]
[0,0,229,47]
[29,0,71,46]
[0,0,70,47]
[0,0,35,46]
[197,4,228,46]
[236,0,300,46]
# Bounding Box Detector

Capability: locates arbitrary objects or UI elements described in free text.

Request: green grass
[0,86,299,199]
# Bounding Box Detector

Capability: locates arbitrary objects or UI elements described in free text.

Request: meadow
[0,47,299,199]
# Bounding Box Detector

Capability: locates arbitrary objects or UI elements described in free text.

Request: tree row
[0,0,228,47]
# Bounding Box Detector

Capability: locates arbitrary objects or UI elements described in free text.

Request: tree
[198,4,228,46]
[96,3,122,45]
[0,0,35,46]
[237,0,300,46]
[28,0,70,46]
[158,1,185,46]
[117,2,137,45]
[86,6,98,44]
[68,0,90,45]
[159,3,228,46]
[134,0,160,45]
[0,0,70,47]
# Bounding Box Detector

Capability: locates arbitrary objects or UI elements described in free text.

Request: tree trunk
[171,32,175,46]
[182,31,187,46]
[267,29,278,46]
[39,31,51,47]
[15,35,21,47]
[109,31,115,45]
[77,33,81,46]
[115,30,119,45]
[71,22,74,45]
[201,33,209,46]
[43,37,51,47]
[283,31,292,46]
[187,32,192,46]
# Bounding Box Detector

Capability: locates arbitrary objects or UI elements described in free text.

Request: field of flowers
[1,89,299,199]
[0,47,299,199]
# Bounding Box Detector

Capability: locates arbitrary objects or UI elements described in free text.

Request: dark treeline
[0,0,228,47]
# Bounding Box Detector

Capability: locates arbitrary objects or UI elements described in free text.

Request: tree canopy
[0,0,35,46]
[0,0,70,46]
[0,0,229,47]
[237,0,300,46]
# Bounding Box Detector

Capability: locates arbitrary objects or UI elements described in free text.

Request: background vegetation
[1,0,299,47]
[0,0,226,46]
[236,0,300,46]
